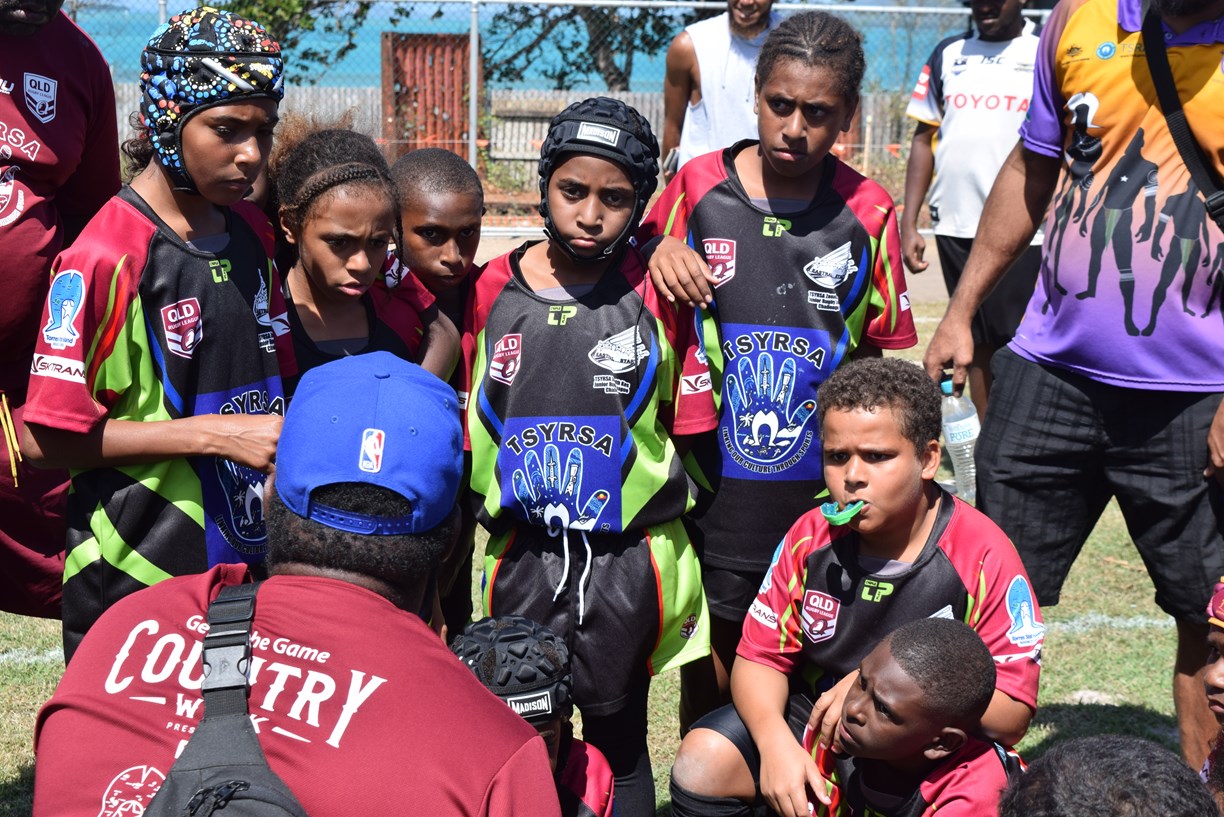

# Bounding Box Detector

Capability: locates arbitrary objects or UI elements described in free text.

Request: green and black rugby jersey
[464,242,718,535]
[25,186,288,650]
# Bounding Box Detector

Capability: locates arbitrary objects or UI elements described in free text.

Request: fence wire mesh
[77,1,1045,210]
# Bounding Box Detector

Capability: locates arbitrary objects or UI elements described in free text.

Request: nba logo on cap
[359,428,385,473]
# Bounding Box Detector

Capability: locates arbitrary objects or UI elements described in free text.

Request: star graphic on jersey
[803,241,859,289]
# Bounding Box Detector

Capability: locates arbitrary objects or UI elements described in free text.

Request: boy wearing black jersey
[667,358,1042,817]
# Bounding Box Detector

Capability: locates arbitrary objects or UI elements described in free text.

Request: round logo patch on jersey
[1096,42,1116,59]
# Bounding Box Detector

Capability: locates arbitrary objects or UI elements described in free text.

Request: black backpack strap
[1142,5,1224,229]
[201,582,260,718]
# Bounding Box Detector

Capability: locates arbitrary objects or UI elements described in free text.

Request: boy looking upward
[670,617,1022,817]
[669,357,1042,817]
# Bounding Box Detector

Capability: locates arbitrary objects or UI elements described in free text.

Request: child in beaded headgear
[463,97,719,817]
[21,6,290,661]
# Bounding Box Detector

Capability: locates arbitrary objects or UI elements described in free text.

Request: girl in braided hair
[270,124,459,399]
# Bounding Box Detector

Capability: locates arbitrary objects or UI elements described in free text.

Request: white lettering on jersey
[103,617,388,750]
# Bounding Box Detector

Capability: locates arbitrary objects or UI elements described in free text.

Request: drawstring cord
[1,393,19,487]
[550,526,595,624]
[576,531,592,625]
[552,526,571,600]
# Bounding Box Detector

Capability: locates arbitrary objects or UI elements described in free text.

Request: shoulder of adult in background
[1,11,113,79]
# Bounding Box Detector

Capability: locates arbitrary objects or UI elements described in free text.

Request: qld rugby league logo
[161,298,202,359]
[490,333,522,385]
[801,589,840,643]
[23,73,56,124]
[703,238,736,287]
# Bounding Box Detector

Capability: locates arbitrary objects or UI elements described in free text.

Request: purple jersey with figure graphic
[1013,0,1224,390]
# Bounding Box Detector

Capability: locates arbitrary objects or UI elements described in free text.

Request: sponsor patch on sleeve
[749,599,779,630]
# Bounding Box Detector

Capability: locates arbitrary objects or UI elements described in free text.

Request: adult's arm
[1208,399,1224,488]
[662,31,697,181]
[922,143,1061,389]
[901,122,937,274]
[733,660,830,817]
[22,414,281,473]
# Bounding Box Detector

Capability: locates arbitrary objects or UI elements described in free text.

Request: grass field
[0,301,1186,815]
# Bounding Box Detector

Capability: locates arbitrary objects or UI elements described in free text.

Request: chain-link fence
[78,1,1047,213]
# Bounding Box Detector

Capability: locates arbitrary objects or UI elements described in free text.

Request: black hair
[391,148,484,207]
[120,112,155,181]
[1000,735,1220,817]
[265,482,453,594]
[885,618,994,727]
[1207,729,1224,814]
[272,127,403,265]
[816,357,941,454]
[755,11,866,100]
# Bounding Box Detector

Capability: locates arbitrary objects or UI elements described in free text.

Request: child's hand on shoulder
[758,731,829,817]
[806,669,859,755]
[648,235,716,308]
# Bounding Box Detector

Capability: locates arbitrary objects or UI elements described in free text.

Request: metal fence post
[469,0,479,168]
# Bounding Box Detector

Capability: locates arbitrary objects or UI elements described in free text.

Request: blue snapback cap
[276,352,462,534]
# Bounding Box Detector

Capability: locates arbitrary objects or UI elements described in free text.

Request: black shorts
[702,563,770,623]
[937,235,1041,350]
[484,518,709,716]
[977,347,1224,621]
[691,692,815,790]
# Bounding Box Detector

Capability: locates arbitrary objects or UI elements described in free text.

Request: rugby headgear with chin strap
[140,6,284,195]
[450,616,573,724]
[538,97,660,263]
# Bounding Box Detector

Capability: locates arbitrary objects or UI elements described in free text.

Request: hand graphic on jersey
[512,444,609,535]
[726,354,816,463]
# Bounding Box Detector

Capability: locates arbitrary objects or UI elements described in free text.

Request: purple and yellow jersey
[1016,0,1224,389]
[464,243,717,534]
[638,144,917,571]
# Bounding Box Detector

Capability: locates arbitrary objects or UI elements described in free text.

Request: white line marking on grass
[1046,614,1173,634]
[0,647,62,665]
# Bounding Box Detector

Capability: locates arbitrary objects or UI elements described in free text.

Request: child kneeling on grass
[669,357,1043,817]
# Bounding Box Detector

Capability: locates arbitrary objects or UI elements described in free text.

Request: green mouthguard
[819,500,864,525]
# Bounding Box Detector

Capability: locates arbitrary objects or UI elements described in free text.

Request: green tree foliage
[219,0,375,83]
[483,5,707,91]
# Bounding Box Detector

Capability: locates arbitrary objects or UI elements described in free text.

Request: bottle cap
[940,378,953,396]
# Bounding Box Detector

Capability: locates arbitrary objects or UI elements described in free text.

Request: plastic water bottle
[940,379,980,502]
